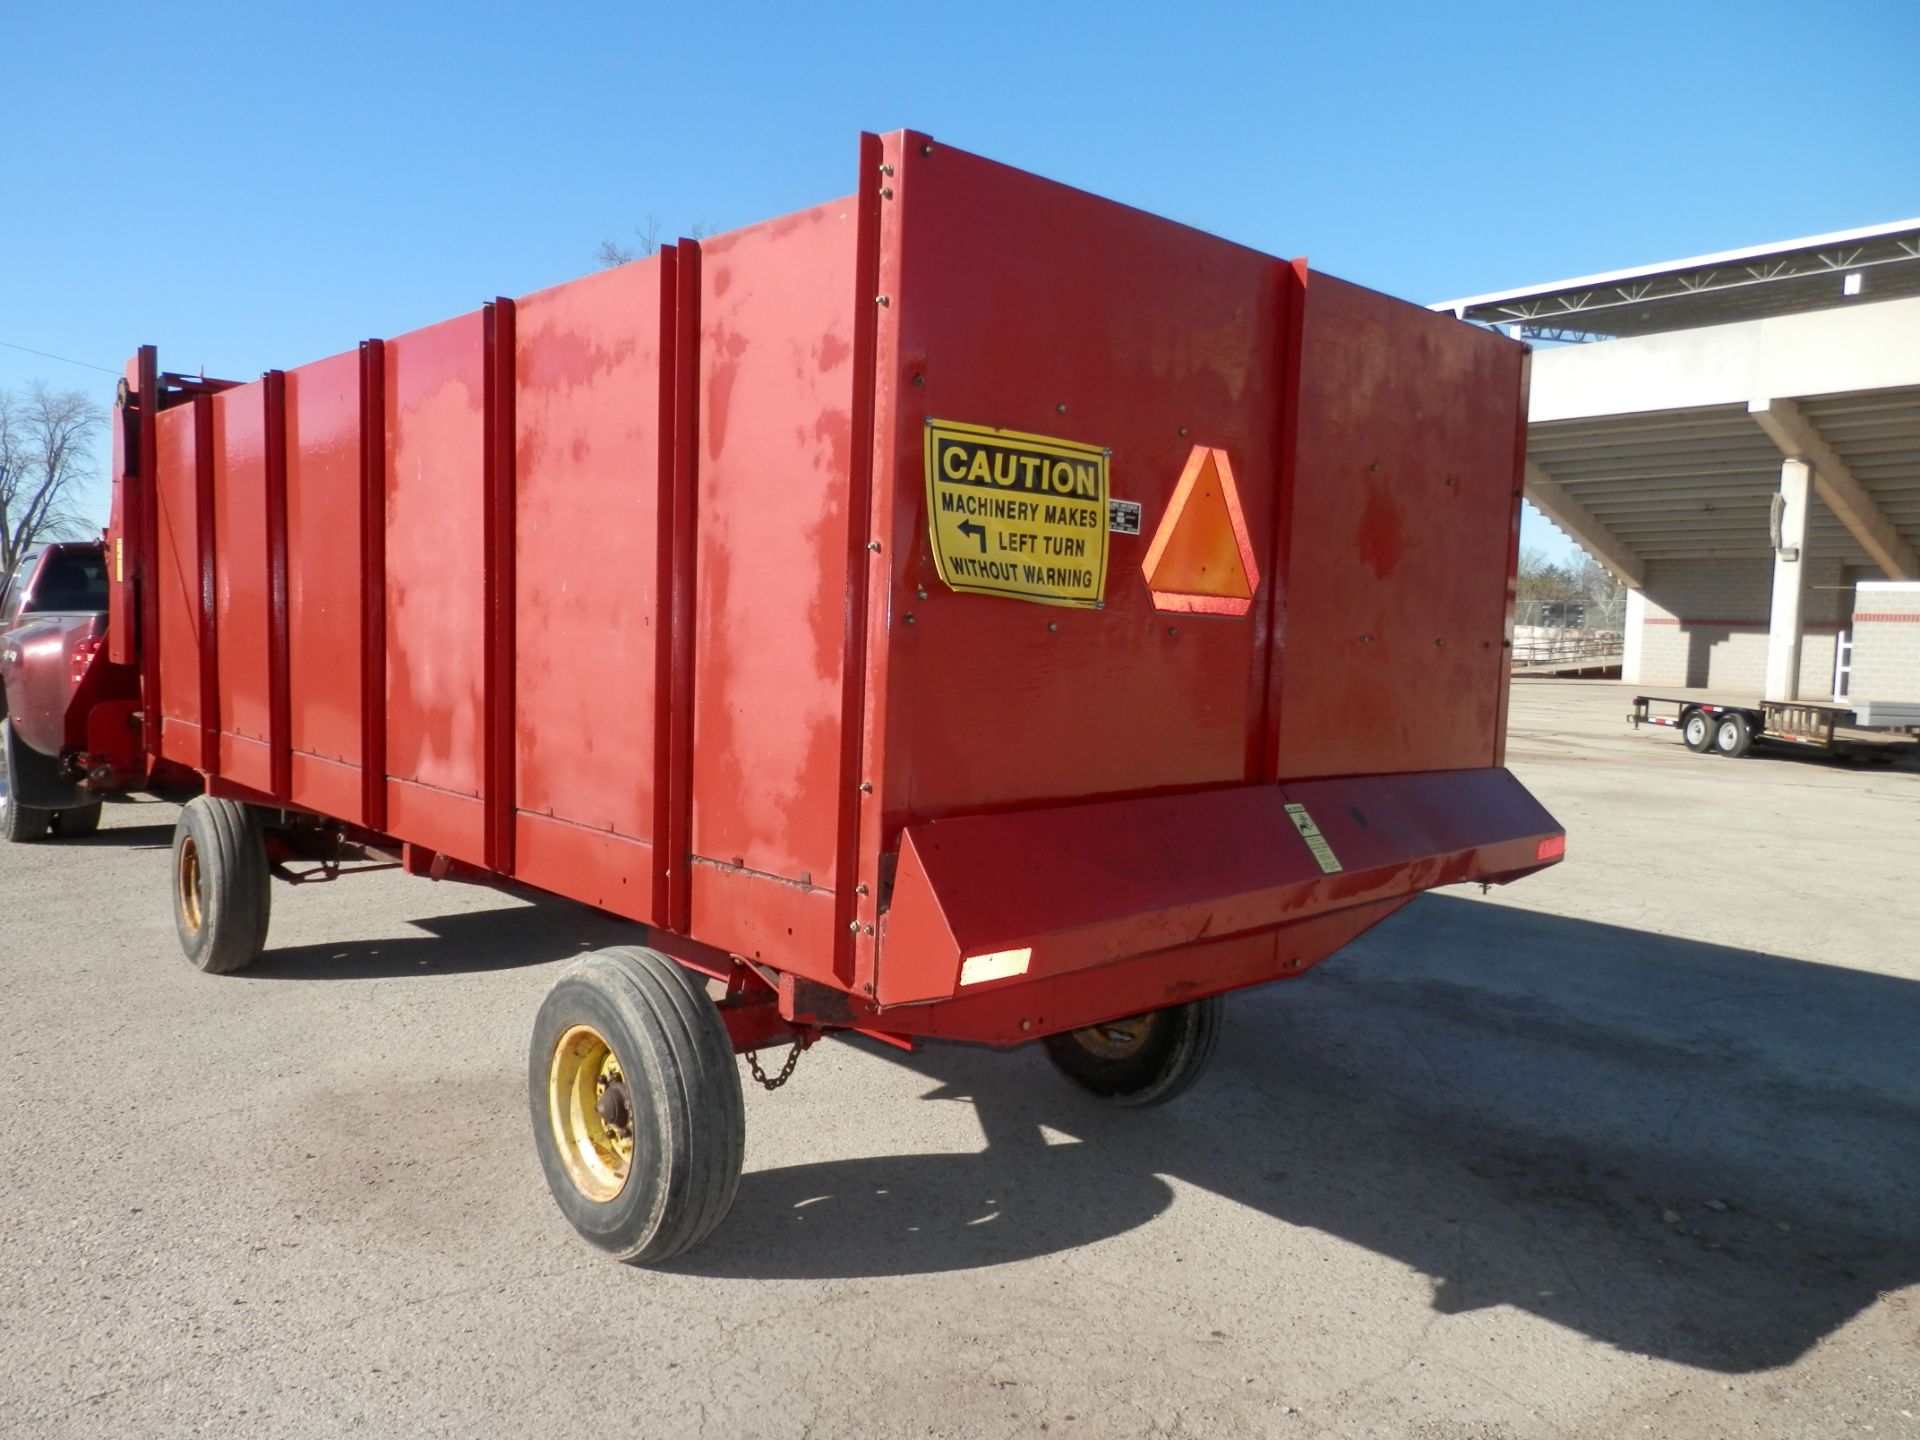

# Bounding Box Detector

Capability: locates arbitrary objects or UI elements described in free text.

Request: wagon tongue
[876,767,1564,1007]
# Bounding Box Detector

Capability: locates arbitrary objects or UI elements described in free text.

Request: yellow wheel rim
[548,1024,636,1203]
[177,835,204,935]
[1071,1013,1154,1060]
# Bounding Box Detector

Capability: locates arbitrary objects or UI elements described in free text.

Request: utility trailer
[1630,694,1920,762]
[93,131,1562,1262]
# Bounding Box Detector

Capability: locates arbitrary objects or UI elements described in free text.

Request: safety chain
[744,1041,806,1092]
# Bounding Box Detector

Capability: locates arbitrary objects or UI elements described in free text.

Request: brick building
[1848,581,1920,701]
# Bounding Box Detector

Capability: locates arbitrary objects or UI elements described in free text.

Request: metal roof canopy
[1512,296,1920,584]
[1433,218,1920,342]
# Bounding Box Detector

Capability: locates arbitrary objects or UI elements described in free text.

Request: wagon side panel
[512,257,669,916]
[685,201,861,976]
[211,381,274,794]
[383,312,488,863]
[153,402,204,767]
[284,350,366,824]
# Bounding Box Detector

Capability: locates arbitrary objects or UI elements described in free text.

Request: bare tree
[1516,546,1626,631]
[594,216,713,269]
[0,381,104,585]
[1568,552,1627,631]
[595,215,665,268]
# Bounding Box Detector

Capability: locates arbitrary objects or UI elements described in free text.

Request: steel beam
[1534,433,1779,461]
[1522,460,1645,586]
[1749,398,1919,579]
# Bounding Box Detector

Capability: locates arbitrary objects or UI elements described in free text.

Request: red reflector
[1536,835,1567,860]
[71,635,104,682]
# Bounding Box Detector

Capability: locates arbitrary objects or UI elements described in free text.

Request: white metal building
[1436,220,1920,703]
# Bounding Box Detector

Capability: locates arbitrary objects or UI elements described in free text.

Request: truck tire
[49,803,102,839]
[0,787,49,842]
[1682,709,1715,753]
[1712,711,1754,758]
[530,946,745,1264]
[172,797,272,974]
[1043,994,1224,1108]
[0,720,50,842]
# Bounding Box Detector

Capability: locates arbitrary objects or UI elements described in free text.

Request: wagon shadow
[680,894,1920,1374]
[244,895,644,980]
[61,822,176,850]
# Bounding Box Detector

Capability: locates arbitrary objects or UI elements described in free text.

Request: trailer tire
[529,946,745,1265]
[1043,995,1224,1108]
[1682,709,1715,753]
[1712,712,1753,758]
[171,797,272,975]
[49,803,102,839]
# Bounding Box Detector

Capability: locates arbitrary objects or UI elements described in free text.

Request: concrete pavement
[2,679,1916,1438]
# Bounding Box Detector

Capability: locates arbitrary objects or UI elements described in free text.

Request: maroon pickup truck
[0,542,120,841]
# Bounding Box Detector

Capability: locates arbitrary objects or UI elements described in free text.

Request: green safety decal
[1284,802,1343,875]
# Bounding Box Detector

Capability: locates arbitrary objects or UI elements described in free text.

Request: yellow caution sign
[924,418,1109,608]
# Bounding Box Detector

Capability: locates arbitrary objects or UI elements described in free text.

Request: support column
[1622,587,1646,684]
[1764,458,1812,701]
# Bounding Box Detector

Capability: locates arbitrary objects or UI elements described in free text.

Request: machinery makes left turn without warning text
[924,418,1110,608]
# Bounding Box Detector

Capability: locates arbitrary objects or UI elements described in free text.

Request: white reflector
[960,947,1032,986]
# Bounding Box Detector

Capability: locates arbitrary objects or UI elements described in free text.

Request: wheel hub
[595,1071,633,1134]
[177,835,204,934]
[549,1025,636,1202]
[1071,1013,1154,1059]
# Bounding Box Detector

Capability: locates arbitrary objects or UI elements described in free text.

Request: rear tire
[49,803,102,839]
[1712,711,1754,758]
[530,946,745,1264]
[1043,995,1225,1108]
[172,797,271,974]
[1682,709,1715,753]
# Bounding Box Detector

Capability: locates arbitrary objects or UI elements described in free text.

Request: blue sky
[5,1,1916,557]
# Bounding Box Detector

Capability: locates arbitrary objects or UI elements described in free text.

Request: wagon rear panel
[1274,275,1526,779]
[871,142,1290,824]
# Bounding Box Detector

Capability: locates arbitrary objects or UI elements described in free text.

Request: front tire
[172,797,271,974]
[530,946,745,1264]
[1043,995,1225,1108]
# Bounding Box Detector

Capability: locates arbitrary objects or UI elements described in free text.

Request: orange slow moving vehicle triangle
[1142,445,1261,615]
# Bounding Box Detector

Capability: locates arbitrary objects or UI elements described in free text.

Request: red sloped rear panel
[153,403,202,765]
[687,201,861,971]
[384,312,486,862]
[1275,277,1524,778]
[878,768,1560,1005]
[512,258,667,915]
[212,382,273,793]
[284,350,364,823]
